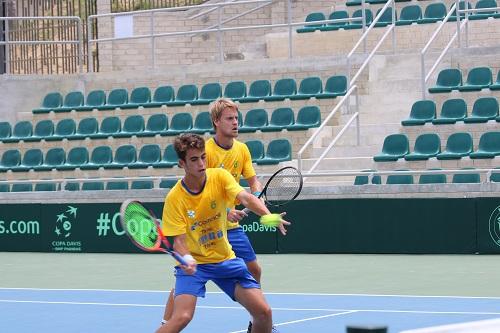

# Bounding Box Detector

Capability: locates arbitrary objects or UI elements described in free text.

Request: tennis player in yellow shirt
[157,133,290,333]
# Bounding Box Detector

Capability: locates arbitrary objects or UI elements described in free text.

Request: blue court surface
[1,288,500,333]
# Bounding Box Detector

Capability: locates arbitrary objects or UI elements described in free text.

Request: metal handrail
[0,16,83,74]
[297,85,359,173]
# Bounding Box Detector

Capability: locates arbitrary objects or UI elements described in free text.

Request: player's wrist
[182,254,195,263]
[252,191,261,197]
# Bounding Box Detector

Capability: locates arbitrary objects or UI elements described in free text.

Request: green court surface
[1,252,499,297]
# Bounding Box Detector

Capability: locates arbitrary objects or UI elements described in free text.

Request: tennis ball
[260,214,281,227]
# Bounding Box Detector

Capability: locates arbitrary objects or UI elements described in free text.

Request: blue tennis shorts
[174,257,260,301]
[227,226,257,263]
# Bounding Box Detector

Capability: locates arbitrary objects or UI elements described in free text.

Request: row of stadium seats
[32,76,347,114]
[354,168,500,184]
[0,106,321,143]
[429,67,500,93]
[374,131,500,161]
[0,178,179,192]
[346,0,435,6]
[297,0,499,33]
[401,97,500,125]
[0,139,292,172]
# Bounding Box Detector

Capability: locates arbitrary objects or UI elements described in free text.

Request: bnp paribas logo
[488,205,500,247]
[55,206,78,238]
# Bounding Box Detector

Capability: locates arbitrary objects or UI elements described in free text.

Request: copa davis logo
[52,205,82,252]
[488,205,500,247]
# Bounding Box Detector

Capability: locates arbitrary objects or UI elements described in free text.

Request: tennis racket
[243,166,303,213]
[120,199,188,266]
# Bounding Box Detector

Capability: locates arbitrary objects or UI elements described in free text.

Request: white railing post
[87,17,93,72]
[4,18,9,74]
[287,0,293,59]
[217,5,223,64]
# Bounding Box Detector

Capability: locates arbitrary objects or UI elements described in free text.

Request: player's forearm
[247,176,263,194]
[173,234,191,256]
[238,191,270,216]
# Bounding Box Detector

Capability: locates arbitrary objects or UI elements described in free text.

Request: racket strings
[264,168,302,205]
[123,203,160,250]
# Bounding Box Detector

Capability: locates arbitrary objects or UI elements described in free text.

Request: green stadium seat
[458,67,493,91]
[90,116,121,139]
[131,180,154,190]
[72,117,99,140]
[82,181,104,191]
[154,144,179,168]
[145,86,175,108]
[374,7,395,27]
[418,2,447,24]
[106,180,129,190]
[0,122,11,141]
[256,139,292,165]
[192,112,214,134]
[223,81,247,101]
[240,80,271,103]
[0,149,21,172]
[58,91,84,112]
[113,115,145,138]
[129,144,162,169]
[419,169,447,184]
[373,134,409,161]
[105,145,136,169]
[432,98,467,124]
[25,119,54,142]
[80,146,113,170]
[137,114,169,137]
[386,170,414,184]
[396,5,422,25]
[469,0,499,20]
[64,181,80,191]
[290,77,323,100]
[437,132,473,160]
[452,168,480,183]
[464,97,499,123]
[245,140,265,162]
[490,71,500,90]
[297,12,326,33]
[33,92,63,113]
[169,84,198,106]
[159,179,178,189]
[163,113,193,136]
[319,11,350,31]
[15,149,44,172]
[404,133,441,160]
[450,1,473,21]
[469,132,500,159]
[11,183,33,192]
[287,106,321,130]
[317,75,347,99]
[354,169,382,185]
[346,0,362,6]
[345,9,373,29]
[0,183,9,192]
[262,108,294,132]
[428,69,462,93]
[121,87,151,109]
[2,121,33,143]
[401,100,436,126]
[490,168,500,182]
[45,118,76,141]
[98,88,128,110]
[239,109,269,133]
[75,90,106,111]
[34,182,57,192]
[56,147,89,170]
[192,83,222,105]
[35,148,66,171]
[265,78,297,101]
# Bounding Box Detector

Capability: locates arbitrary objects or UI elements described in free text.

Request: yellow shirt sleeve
[240,142,256,180]
[218,168,245,204]
[161,191,186,236]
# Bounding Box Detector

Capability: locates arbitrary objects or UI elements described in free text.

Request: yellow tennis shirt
[205,137,256,230]
[161,168,245,264]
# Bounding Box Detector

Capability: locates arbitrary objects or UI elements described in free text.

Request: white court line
[227,311,359,333]
[2,288,500,300]
[2,299,500,316]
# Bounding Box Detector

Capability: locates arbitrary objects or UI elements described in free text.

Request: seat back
[77,117,99,136]
[54,119,76,137]
[223,81,247,99]
[381,134,409,155]
[106,180,129,190]
[266,139,291,160]
[354,170,382,185]
[33,120,54,138]
[45,148,66,167]
[244,109,269,128]
[409,100,436,120]
[131,180,154,190]
[248,80,271,98]
[138,144,161,163]
[269,108,294,126]
[440,98,467,118]
[413,133,441,155]
[465,67,493,85]
[11,183,33,192]
[377,7,394,23]
[22,149,43,167]
[303,12,326,28]
[324,75,347,94]
[170,113,193,131]
[424,2,446,19]
[82,181,104,191]
[152,86,175,103]
[474,0,498,15]
[129,87,151,104]
[477,131,500,152]
[42,92,63,108]
[297,77,322,95]
[399,5,422,21]
[445,132,473,154]
[66,147,89,166]
[145,114,168,133]
[90,146,113,165]
[470,97,499,118]
[114,145,137,164]
[1,149,21,168]
[159,179,178,189]
[199,83,222,100]
[163,144,179,164]
[34,182,57,191]
[351,9,373,25]
[296,106,321,126]
[194,112,213,132]
[175,84,198,102]
[100,116,121,135]
[386,170,414,184]
[12,121,33,139]
[272,78,296,97]
[452,169,480,183]
[63,91,84,108]
[122,115,145,134]
[419,170,447,184]
[328,10,349,26]
[86,90,106,107]
[107,88,128,106]
[245,140,265,161]
[436,69,462,87]
[0,122,11,139]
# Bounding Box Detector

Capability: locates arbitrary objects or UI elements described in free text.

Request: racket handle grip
[171,252,189,266]
[242,208,250,214]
